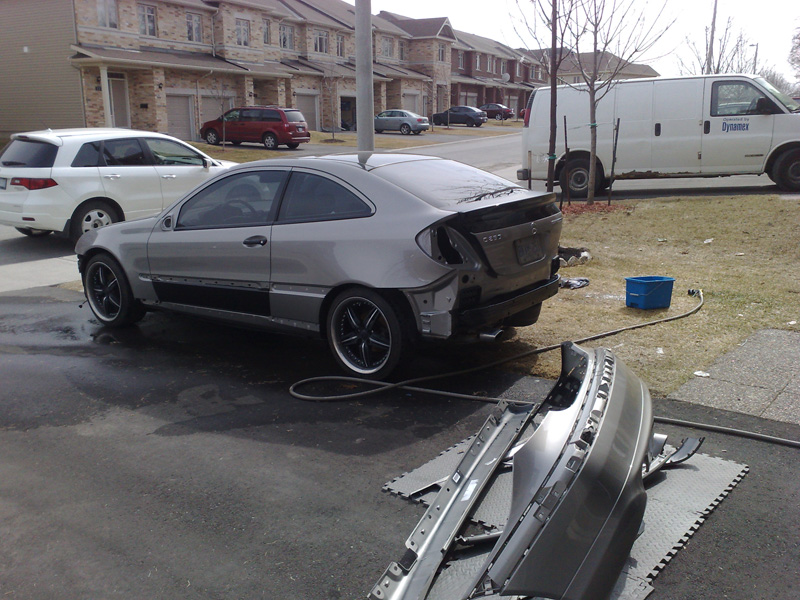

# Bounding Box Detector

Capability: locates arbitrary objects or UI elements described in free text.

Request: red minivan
[200,106,311,150]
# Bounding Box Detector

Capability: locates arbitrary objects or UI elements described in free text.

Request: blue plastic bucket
[625,276,675,309]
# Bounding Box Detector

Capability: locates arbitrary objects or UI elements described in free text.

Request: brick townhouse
[0,0,652,139]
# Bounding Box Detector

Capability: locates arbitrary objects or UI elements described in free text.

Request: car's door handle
[161,174,177,179]
[654,123,661,136]
[704,120,711,134]
[103,174,121,180]
[242,235,268,247]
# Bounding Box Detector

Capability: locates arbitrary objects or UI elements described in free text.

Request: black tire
[400,123,411,135]
[83,253,146,327]
[70,200,119,243]
[412,130,422,135]
[326,288,410,379]
[262,132,278,150]
[231,141,242,146]
[286,142,300,149]
[204,129,220,145]
[15,227,52,237]
[375,129,383,134]
[772,149,800,191]
[475,121,482,127]
[559,158,603,198]
[466,121,474,127]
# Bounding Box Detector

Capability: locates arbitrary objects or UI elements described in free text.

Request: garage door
[465,93,478,107]
[166,95,193,140]
[295,94,318,131]
[402,94,418,113]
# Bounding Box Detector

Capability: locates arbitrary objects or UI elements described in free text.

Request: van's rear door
[701,77,775,174]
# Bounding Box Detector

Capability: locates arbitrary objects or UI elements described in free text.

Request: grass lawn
[491,194,800,397]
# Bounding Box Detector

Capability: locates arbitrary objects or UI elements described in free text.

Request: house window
[458,51,464,69]
[235,19,250,46]
[336,34,345,57]
[381,37,393,58]
[399,40,407,61]
[501,60,507,74]
[314,30,329,54]
[475,53,480,70]
[280,24,294,50]
[97,0,118,28]
[438,43,445,62]
[572,75,581,83]
[263,19,271,45]
[137,4,157,37]
[516,61,521,77]
[186,13,202,42]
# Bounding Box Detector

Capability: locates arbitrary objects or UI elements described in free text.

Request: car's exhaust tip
[478,328,512,342]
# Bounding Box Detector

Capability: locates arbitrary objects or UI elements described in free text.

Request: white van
[517,74,800,196]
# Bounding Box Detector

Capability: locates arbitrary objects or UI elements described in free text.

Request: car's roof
[229,153,439,173]
[11,128,185,147]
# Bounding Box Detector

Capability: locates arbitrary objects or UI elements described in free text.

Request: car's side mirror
[202,157,212,170]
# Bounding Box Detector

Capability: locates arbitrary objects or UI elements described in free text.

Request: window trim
[336,33,345,57]
[274,170,374,225]
[279,24,295,50]
[137,4,157,37]
[263,19,271,45]
[313,29,329,54]
[235,18,251,47]
[97,0,118,29]
[186,12,202,43]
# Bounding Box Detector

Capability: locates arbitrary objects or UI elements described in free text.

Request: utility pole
[704,0,718,74]
[355,0,375,151]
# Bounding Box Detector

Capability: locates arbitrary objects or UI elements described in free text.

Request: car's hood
[371,342,653,600]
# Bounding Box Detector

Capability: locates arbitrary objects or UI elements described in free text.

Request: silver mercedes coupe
[76,154,562,378]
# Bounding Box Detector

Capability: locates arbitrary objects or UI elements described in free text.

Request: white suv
[0,128,236,241]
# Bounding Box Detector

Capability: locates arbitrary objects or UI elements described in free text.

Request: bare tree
[790,28,800,83]
[568,0,672,203]
[677,4,757,76]
[758,67,795,96]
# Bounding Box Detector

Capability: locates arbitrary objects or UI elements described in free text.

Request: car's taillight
[416,223,481,269]
[417,119,424,123]
[10,178,58,190]
[523,110,530,127]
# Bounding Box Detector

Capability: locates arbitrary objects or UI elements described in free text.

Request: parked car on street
[432,106,488,127]
[0,128,236,241]
[479,103,514,120]
[200,106,311,150]
[374,110,429,135]
[77,154,563,379]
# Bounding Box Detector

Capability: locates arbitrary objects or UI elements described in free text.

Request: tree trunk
[587,88,597,204]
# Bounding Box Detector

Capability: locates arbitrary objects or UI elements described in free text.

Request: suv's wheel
[262,132,279,150]
[773,149,800,191]
[400,123,412,135]
[204,129,220,145]
[559,158,603,198]
[326,288,409,379]
[83,253,146,327]
[15,227,52,237]
[70,201,119,243]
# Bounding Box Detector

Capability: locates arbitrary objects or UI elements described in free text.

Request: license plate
[297,127,305,132]
[0,178,5,190]
[514,236,543,265]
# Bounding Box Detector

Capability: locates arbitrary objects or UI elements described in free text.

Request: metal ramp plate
[385,444,748,600]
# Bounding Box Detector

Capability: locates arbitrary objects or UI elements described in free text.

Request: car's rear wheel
[494,114,503,121]
[559,158,603,198]
[204,129,220,145]
[83,253,146,327]
[327,288,409,379]
[773,149,800,191]
[231,141,242,146]
[400,123,412,135]
[466,121,474,127]
[286,142,300,149]
[413,130,422,135]
[70,201,119,243]
[15,227,52,237]
[375,129,383,134]
[262,132,279,150]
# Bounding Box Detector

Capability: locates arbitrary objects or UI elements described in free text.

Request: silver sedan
[374,110,430,135]
[76,154,562,378]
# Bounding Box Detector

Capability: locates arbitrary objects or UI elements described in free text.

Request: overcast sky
[357,0,799,82]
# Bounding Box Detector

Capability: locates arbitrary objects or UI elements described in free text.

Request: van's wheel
[15,227,52,237]
[326,288,410,379]
[204,129,220,145]
[262,133,278,150]
[400,123,411,135]
[773,149,800,191]
[559,158,603,198]
[70,201,119,243]
[83,253,146,327]
[286,142,300,149]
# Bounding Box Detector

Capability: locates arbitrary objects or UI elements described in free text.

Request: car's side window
[71,142,102,167]
[101,138,150,166]
[223,109,240,122]
[261,109,282,122]
[377,111,389,118]
[240,108,260,121]
[711,81,768,116]
[277,172,372,223]
[143,138,205,166]
[176,170,287,229]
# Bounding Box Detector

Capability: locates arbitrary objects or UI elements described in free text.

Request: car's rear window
[284,110,306,123]
[0,139,58,168]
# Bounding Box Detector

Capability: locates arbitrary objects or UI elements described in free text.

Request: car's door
[701,78,777,174]
[450,107,464,124]
[268,169,374,328]
[97,137,163,220]
[145,169,288,317]
[142,137,225,208]
[220,109,245,143]
[375,111,390,130]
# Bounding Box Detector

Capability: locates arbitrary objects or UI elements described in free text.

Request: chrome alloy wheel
[330,296,392,375]
[85,260,122,321]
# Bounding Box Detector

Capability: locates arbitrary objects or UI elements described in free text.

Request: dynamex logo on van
[722,117,749,133]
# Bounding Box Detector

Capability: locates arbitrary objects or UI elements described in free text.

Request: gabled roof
[518,49,659,78]
[453,29,519,60]
[377,11,457,41]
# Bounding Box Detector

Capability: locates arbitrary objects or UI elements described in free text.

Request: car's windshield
[755,77,800,112]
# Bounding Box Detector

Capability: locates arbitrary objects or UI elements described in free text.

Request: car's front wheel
[413,130,422,135]
[204,129,220,145]
[262,132,279,150]
[83,253,146,327]
[70,201,119,243]
[400,123,411,135]
[773,149,800,191]
[375,129,383,134]
[15,227,52,237]
[326,288,410,379]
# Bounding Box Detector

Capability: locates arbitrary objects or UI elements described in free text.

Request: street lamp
[749,43,759,74]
